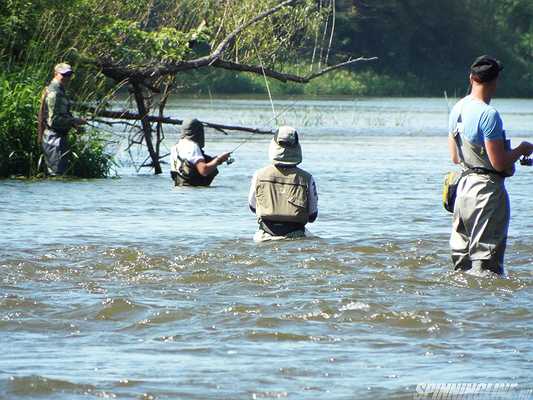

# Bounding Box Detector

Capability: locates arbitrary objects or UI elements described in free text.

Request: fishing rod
[444,90,451,113]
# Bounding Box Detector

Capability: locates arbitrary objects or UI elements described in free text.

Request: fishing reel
[519,157,532,166]
[226,156,235,165]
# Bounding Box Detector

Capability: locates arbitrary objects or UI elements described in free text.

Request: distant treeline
[187,0,533,97]
[329,0,533,97]
[1,0,531,100]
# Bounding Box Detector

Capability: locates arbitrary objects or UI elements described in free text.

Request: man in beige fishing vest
[170,118,230,186]
[448,55,533,275]
[38,63,86,175]
[248,126,318,242]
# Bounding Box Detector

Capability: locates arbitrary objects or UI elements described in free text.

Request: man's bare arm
[195,152,230,176]
[486,139,533,172]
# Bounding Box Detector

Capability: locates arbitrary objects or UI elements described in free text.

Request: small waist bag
[442,171,461,213]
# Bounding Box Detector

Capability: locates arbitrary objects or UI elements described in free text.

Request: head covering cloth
[269,126,302,166]
[181,118,205,148]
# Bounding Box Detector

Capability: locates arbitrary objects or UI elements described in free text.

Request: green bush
[68,131,115,178]
[0,73,42,177]
[0,69,114,179]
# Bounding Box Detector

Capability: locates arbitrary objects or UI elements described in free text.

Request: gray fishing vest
[255,165,311,224]
[453,114,514,178]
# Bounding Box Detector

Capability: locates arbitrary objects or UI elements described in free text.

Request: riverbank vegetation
[2,0,530,97]
[180,68,417,97]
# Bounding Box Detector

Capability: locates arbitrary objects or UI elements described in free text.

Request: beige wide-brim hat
[268,126,302,166]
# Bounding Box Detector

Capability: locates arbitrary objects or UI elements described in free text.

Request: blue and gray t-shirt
[448,95,505,145]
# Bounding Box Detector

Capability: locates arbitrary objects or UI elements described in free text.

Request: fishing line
[253,42,277,123]
[227,43,299,157]
[228,99,298,154]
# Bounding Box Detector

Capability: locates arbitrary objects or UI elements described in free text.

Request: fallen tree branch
[83,106,275,135]
[212,56,378,83]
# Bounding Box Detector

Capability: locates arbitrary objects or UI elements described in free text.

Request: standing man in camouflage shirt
[39,63,86,175]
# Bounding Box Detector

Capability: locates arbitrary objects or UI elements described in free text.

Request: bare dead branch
[83,106,275,135]
[211,56,378,83]
[206,121,273,135]
[212,126,229,135]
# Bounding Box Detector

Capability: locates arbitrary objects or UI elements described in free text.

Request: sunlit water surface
[1,97,532,399]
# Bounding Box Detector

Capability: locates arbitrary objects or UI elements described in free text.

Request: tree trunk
[132,82,162,174]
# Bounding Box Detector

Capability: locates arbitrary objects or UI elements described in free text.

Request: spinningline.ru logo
[414,383,532,399]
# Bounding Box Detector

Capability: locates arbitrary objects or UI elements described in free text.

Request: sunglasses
[61,71,73,77]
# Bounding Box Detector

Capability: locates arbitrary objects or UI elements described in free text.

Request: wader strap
[453,112,506,178]
[453,113,467,165]
[175,154,192,182]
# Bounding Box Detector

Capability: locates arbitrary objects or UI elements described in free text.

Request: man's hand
[216,152,231,164]
[519,141,533,158]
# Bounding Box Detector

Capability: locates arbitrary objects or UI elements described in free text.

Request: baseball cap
[54,63,73,75]
[470,55,503,82]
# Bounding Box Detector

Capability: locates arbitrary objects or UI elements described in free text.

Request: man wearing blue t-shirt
[448,55,533,275]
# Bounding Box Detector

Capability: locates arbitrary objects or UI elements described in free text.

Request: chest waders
[174,153,218,187]
[450,114,512,275]
[255,165,310,237]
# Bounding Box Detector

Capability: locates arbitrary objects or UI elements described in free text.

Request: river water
[1,97,532,399]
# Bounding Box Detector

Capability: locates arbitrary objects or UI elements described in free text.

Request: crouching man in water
[170,118,230,186]
[448,55,533,275]
[248,126,318,242]
[38,63,86,175]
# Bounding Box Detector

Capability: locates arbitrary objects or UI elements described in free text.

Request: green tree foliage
[331,0,533,96]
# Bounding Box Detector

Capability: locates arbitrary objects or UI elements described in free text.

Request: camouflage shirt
[45,80,77,134]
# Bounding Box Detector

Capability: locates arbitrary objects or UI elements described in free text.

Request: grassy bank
[180,68,417,97]
[178,67,531,98]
